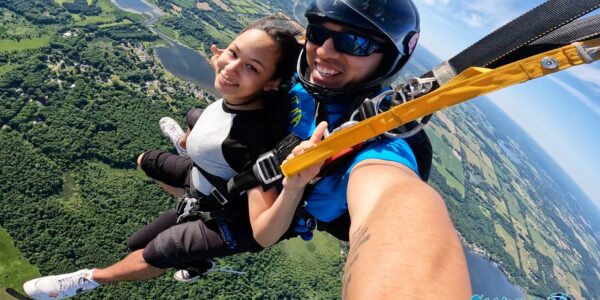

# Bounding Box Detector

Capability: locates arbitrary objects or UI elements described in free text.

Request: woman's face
[213,29,281,104]
[306,22,384,89]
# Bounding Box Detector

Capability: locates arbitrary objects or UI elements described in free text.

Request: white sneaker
[173,259,215,283]
[23,269,99,300]
[159,117,187,155]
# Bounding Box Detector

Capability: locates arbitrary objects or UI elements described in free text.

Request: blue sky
[411,0,600,209]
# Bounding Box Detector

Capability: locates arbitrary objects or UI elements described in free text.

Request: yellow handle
[281,38,600,177]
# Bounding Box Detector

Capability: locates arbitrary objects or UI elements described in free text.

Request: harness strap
[491,14,600,68]
[281,38,600,177]
[225,133,303,197]
[195,166,233,206]
[448,0,600,75]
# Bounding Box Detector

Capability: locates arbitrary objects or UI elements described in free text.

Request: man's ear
[263,78,282,92]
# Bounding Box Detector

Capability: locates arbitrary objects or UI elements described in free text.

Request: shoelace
[57,275,93,292]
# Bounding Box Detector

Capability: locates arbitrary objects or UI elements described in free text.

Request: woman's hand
[209,44,223,73]
[282,121,328,191]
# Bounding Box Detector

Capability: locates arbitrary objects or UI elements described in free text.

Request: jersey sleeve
[348,138,420,176]
[222,112,276,174]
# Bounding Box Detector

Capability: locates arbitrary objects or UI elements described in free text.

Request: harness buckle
[210,187,229,206]
[176,196,199,223]
[253,151,282,185]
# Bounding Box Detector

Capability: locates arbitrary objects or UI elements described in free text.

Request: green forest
[0,0,345,298]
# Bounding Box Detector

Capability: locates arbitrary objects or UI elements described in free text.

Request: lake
[155,45,216,94]
[466,249,525,298]
[111,0,216,94]
[111,0,526,297]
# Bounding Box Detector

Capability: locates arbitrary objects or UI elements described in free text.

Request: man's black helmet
[298,0,420,98]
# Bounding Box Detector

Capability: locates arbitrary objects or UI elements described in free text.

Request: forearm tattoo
[342,226,371,299]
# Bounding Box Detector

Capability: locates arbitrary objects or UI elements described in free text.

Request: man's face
[306,22,384,89]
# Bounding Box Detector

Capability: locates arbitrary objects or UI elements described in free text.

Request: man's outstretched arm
[343,160,471,299]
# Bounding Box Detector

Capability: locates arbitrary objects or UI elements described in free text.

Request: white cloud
[460,0,523,29]
[457,11,483,27]
[565,64,600,94]
[547,76,600,117]
[422,0,451,6]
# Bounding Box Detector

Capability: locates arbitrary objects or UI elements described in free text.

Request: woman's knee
[137,152,146,167]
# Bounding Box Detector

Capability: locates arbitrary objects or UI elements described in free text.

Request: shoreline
[109,0,164,18]
[457,231,527,296]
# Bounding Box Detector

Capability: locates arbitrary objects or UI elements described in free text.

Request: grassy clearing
[0,64,14,76]
[281,231,341,263]
[427,127,465,185]
[201,20,235,45]
[169,0,195,9]
[0,227,41,295]
[502,187,526,226]
[433,161,465,197]
[73,14,116,25]
[492,160,508,183]
[481,163,500,190]
[430,122,461,149]
[495,222,520,267]
[499,155,519,177]
[527,222,553,258]
[479,206,492,219]
[492,195,510,219]
[0,36,52,52]
[57,172,84,210]
[156,23,179,40]
[517,238,534,272]
[98,19,133,28]
[462,143,480,167]
[97,0,116,13]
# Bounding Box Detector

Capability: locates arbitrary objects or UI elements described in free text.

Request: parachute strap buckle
[401,77,437,98]
[176,196,199,223]
[253,151,282,185]
[576,42,600,64]
[210,187,229,206]
[432,60,456,86]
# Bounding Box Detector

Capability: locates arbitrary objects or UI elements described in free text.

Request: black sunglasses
[306,24,385,57]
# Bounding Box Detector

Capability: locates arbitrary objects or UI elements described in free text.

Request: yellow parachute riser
[281,38,600,177]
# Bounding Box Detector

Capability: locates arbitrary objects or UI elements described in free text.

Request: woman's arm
[248,185,304,247]
[247,122,328,247]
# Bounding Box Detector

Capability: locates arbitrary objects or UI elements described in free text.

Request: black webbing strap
[490,14,600,68]
[449,0,600,72]
[196,167,232,206]
[226,133,303,197]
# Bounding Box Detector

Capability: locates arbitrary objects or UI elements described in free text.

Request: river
[111,0,525,297]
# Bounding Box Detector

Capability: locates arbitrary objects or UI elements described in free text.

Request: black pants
[127,207,263,269]
[136,149,263,269]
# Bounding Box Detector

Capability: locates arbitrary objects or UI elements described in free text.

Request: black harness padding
[403,123,432,181]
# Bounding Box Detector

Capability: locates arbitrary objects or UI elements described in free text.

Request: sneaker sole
[23,278,58,300]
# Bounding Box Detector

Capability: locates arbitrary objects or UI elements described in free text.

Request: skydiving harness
[175,0,600,239]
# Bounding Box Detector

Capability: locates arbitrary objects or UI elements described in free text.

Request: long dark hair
[241,16,302,141]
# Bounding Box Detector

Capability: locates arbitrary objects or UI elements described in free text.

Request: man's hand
[282,122,328,191]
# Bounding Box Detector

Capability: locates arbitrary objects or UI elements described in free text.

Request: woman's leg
[92,250,165,283]
[137,150,192,197]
